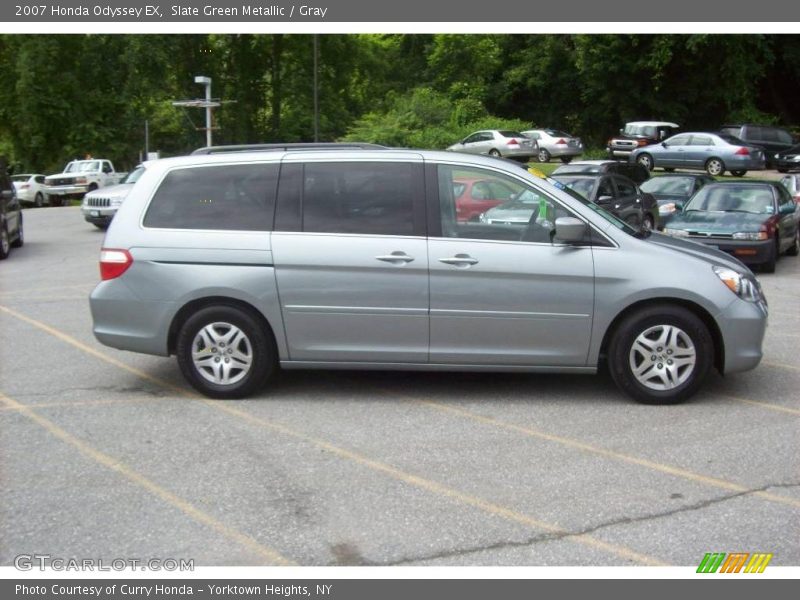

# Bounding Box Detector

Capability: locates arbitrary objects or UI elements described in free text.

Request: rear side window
[144,163,278,230]
[301,162,419,236]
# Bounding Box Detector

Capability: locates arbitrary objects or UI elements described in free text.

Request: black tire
[787,229,799,257]
[488,149,501,157]
[705,157,725,177]
[730,170,747,177]
[88,183,98,192]
[762,239,778,273]
[778,168,788,174]
[636,153,654,171]
[608,304,713,405]
[10,215,23,248]
[93,223,109,231]
[537,148,551,163]
[34,192,44,208]
[663,168,675,173]
[176,305,276,399]
[0,223,9,260]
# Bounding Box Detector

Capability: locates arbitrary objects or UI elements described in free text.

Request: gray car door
[686,134,715,168]
[271,156,430,363]
[428,163,595,366]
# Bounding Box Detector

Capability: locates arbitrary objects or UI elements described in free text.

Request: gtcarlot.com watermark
[14,554,194,572]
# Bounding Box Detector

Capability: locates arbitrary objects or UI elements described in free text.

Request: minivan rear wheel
[608,305,713,404]
[176,305,276,399]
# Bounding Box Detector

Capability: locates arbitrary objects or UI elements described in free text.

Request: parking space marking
[0,391,294,566]
[0,397,160,412]
[763,361,800,373]
[0,303,665,566]
[0,283,95,297]
[722,395,800,416]
[405,398,800,510]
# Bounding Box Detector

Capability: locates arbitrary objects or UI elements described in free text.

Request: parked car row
[0,164,24,260]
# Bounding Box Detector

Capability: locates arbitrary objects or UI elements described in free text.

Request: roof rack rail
[191,142,387,155]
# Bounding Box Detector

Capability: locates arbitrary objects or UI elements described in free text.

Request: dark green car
[663,181,800,272]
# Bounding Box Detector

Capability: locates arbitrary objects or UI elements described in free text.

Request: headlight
[712,266,763,303]
[658,203,677,215]
[110,198,124,206]
[793,156,800,162]
[74,177,87,185]
[732,231,768,240]
[663,228,689,237]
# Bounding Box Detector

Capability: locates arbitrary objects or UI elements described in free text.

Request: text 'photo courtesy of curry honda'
[90,146,768,404]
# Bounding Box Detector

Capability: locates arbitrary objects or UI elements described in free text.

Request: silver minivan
[90,147,768,404]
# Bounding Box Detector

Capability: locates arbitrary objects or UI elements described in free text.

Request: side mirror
[779,203,796,215]
[674,202,684,213]
[554,217,587,244]
[619,128,624,134]
[661,142,667,148]
[596,195,613,204]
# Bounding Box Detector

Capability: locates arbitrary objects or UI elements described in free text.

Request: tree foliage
[0,34,798,173]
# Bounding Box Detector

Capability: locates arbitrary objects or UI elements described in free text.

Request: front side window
[615,177,637,197]
[301,162,418,236]
[665,135,690,146]
[438,165,573,243]
[144,163,278,230]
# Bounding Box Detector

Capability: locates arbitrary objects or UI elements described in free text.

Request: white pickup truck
[44,159,127,206]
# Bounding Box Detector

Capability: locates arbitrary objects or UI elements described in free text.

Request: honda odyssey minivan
[90,146,768,404]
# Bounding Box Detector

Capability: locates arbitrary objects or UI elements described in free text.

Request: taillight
[99,248,133,281]
[734,147,750,156]
[507,138,519,146]
[555,138,567,145]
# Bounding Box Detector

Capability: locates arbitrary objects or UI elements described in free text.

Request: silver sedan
[522,129,584,163]
[629,132,766,177]
[447,130,537,161]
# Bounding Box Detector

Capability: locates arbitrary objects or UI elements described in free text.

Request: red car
[453,177,517,222]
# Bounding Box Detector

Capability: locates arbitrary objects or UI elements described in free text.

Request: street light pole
[194,76,213,147]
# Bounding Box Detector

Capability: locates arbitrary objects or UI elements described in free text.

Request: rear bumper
[546,145,583,158]
[775,158,800,171]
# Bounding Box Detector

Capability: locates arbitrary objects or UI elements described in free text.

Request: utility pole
[313,35,319,142]
[172,76,230,148]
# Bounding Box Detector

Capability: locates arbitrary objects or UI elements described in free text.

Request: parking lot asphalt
[1,206,798,567]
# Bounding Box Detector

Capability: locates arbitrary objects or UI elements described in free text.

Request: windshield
[123,166,145,184]
[498,130,524,138]
[685,185,776,214]
[623,124,657,137]
[640,177,693,196]
[552,176,598,200]
[65,161,100,173]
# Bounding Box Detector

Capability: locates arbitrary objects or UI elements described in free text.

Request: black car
[639,173,716,225]
[0,157,24,260]
[719,124,796,168]
[552,172,660,230]
[664,181,800,272]
[774,144,800,173]
[552,159,651,185]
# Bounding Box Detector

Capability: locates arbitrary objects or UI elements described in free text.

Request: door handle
[439,254,479,267]
[375,251,414,265]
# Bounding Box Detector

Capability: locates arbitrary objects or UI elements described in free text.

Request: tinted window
[615,177,637,197]
[666,135,690,146]
[774,129,793,144]
[302,162,417,236]
[144,163,278,230]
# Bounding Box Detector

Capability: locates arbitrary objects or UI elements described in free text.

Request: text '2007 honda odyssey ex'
[90,145,768,404]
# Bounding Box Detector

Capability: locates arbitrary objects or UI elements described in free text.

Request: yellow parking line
[722,395,800,416]
[0,391,293,566]
[763,361,800,373]
[400,398,800,511]
[0,304,666,565]
[208,401,665,565]
[0,397,160,412]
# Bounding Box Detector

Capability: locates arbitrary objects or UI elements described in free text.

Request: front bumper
[685,237,773,265]
[47,185,89,198]
[81,205,117,225]
[717,296,767,374]
[775,158,800,172]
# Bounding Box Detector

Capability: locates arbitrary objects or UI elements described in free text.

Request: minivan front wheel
[608,305,713,404]
[176,305,276,399]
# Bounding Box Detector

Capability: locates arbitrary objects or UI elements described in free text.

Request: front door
[428,163,595,366]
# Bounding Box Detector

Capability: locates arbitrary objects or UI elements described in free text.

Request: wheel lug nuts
[667,349,673,355]
[214,357,220,363]
[224,358,229,363]
[657,363,663,369]
[651,355,657,361]
[667,360,673,365]
[227,348,232,354]
[657,347,663,352]
[211,347,217,353]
